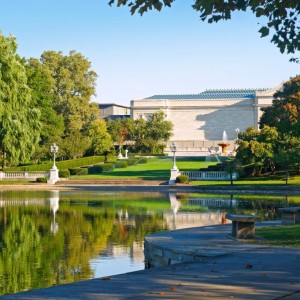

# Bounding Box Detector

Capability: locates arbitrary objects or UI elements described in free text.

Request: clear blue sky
[1,0,299,106]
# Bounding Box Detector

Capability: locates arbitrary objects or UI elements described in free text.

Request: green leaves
[0,33,41,167]
[258,26,270,37]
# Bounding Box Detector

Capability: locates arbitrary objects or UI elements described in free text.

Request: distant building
[130,84,282,156]
[99,103,130,120]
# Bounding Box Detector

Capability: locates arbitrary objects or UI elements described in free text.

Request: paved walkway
[2,222,300,299]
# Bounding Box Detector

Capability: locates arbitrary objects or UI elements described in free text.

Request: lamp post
[50,143,59,169]
[170,142,178,170]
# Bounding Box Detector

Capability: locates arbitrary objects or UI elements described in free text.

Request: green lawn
[72,156,300,188]
[255,225,300,248]
[73,157,213,180]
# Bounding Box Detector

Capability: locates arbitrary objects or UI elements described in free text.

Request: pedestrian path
[2,222,300,299]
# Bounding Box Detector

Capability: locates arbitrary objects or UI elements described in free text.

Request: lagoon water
[0,190,298,296]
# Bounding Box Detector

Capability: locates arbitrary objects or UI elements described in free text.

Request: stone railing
[180,170,238,181]
[0,171,49,181]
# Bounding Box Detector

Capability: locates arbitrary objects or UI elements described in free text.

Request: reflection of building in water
[49,190,59,234]
[163,211,225,230]
[188,197,237,208]
[0,199,44,207]
[167,194,232,229]
[99,242,144,263]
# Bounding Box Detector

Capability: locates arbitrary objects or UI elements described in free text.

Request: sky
[0,0,299,106]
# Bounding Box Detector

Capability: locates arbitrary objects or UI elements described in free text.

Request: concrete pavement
[2,222,300,299]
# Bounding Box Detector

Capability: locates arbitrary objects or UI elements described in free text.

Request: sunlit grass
[73,157,211,180]
[255,225,300,248]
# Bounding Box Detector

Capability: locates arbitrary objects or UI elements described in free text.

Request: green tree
[106,118,135,152]
[109,0,300,56]
[273,134,300,184]
[236,126,278,176]
[260,75,300,136]
[40,50,99,135]
[0,33,41,167]
[88,119,114,156]
[134,110,173,153]
[24,58,65,160]
[60,132,91,159]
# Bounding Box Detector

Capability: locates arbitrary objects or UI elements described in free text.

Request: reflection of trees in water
[0,203,166,296]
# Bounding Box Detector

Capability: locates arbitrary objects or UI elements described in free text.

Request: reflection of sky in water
[90,242,144,278]
[90,256,144,278]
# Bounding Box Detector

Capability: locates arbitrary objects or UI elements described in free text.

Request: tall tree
[134,110,173,153]
[236,126,278,176]
[0,33,41,167]
[88,119,114,156]
[109,0,300,56]
[24,58,65,160]
[260,75,300,136]
[106,118,135,151]
[274,134,300,184]
[40,50,99,135]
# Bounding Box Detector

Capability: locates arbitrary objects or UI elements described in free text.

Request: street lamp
[50,143,59,169]
[170,142,178,170]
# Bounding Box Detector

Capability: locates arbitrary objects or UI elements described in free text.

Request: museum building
[130,84,282,156]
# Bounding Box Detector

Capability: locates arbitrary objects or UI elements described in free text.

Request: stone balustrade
[180,170,238,181]
[0,171,49,181]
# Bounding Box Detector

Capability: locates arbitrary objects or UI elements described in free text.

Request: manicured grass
[70,156,300,187]
[255,225,300,248]
[190,174,300,188]
[73,157,213,180]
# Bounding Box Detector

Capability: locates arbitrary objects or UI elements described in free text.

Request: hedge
[137,157,147,164]
[115,161,128,168]
[88,163,115,174]
[69,168,89,175]
[4,156,105,172]
[127,158,139,166]
[175,175,189,183]
[59,169,70,178]
[36,177,48,183]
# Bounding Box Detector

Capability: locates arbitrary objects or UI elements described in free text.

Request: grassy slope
[73,157,214,180]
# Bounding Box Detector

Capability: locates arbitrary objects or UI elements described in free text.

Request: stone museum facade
[130,84,282,155]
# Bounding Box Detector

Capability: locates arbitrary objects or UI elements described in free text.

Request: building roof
[144,88,267,100]
[99,103,130,109]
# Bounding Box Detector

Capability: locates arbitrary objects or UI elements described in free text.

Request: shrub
[115,161,128,168]
[175,175,189,183]
[127,158,139,166]
[36,177,47,183]
[4,156,105,172]
[137,157,147,164]
[59,169,70,178]
[69,168,89,175]
[77,168,88,175]
[88,163,115,174]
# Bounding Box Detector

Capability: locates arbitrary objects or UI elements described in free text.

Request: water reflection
[169,193,180,230]
[49,190,59,234]
[0,190,300,296]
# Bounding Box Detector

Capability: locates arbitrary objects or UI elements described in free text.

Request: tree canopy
[40,50,99,135]
[0,33,41,166]
[108,0,300,56]
[260,75,300,135]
